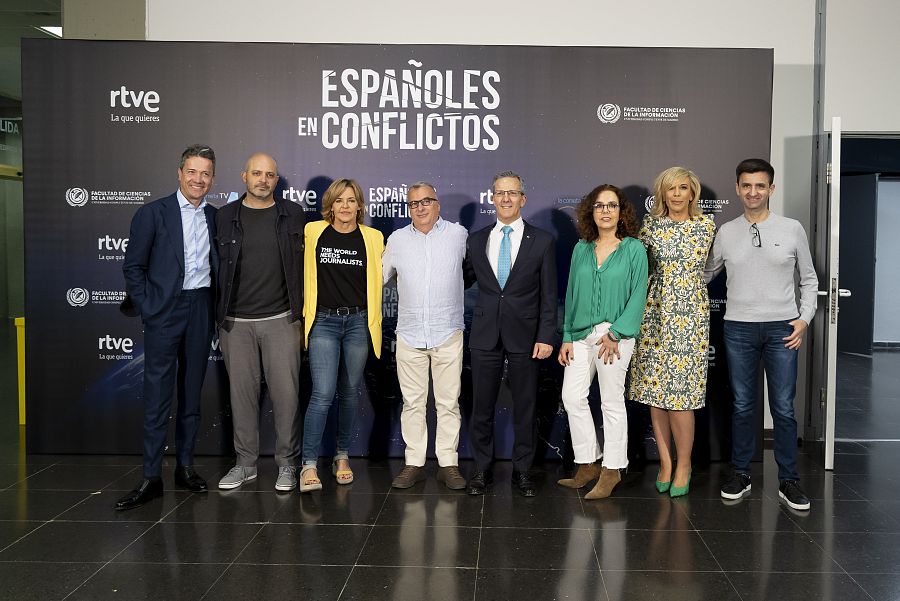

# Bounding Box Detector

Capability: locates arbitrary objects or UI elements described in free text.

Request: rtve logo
[98,335,133,353]
[110,86,160,113]
[98,235,128,252]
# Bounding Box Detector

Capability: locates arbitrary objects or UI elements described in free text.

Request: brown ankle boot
[557,462,602,489]
[584,467,621,499]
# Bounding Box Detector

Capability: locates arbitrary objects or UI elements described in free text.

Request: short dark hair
[180,144,216,174]
[575,184,639,242]
[736,158,774,185]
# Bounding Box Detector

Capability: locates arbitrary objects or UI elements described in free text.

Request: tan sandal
[332,459,354,485]
[299,467,322,493]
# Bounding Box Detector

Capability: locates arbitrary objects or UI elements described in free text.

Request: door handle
[817,289,852,297]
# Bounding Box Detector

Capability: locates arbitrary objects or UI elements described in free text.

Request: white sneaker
[218,466,257,490]
[275,466,297,492]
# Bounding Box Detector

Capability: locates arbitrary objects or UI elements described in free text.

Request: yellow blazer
[302,220,384,357]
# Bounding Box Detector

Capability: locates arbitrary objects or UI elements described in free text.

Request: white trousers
[395,329,464,467]
[560,322,635,468]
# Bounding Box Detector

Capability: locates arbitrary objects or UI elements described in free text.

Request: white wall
[147,0,819,431]
[146,0,818,228]
[825,1,900,133]
[875,179,900,342]
[62,0,145,40]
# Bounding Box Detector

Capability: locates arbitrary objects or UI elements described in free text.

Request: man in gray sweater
[705,158,818,511]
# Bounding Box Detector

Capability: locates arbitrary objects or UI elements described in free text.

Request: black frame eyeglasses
[750,223,761,248]
[408,197,438,209]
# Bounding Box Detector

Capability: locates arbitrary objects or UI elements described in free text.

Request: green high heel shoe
[669,469,692,498]
[655,469,671,494]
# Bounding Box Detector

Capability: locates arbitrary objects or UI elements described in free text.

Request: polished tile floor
[836,351,900,440]
[1,349,898,600]
[1,439,900,601]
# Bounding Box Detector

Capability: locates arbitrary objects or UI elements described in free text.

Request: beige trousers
[395,329,464,467]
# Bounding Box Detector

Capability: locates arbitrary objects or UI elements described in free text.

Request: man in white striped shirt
[383,181,469,490]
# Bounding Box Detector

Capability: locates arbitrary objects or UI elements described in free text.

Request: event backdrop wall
[22,40,772,462]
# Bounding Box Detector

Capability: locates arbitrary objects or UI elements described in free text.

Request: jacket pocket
[218,238,236,261]
[289,230,303,254]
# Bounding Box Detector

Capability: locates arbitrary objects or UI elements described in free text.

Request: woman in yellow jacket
[300,178,383,492]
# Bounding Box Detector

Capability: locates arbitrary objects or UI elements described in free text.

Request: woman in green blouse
[557,185,648,499]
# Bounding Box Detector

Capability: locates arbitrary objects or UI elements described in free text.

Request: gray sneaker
[218,466,257,490]
[275,466,297,492]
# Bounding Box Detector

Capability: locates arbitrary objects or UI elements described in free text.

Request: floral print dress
[629,214,715,410]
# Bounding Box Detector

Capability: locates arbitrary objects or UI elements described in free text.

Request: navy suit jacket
[464,221,558,353]
[122,193,218,329]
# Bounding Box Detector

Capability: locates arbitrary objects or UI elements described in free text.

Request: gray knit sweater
[704,212,818,323]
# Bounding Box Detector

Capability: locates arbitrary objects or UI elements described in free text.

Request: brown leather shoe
[557,462,602,489]
[391,465,426,489]
[437,466,467,490]
[584,467,621,500]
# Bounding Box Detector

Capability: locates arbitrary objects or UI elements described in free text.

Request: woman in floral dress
[629,166,715,497]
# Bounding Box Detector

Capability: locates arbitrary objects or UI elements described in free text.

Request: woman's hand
[596,333,621,364]
[558,342,574,366]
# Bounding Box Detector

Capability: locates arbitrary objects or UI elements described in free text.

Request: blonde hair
[649,166,702,219]
[320,178,366,224]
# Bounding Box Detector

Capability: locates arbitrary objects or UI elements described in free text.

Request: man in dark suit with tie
[116,144,219,510]
[465,170,557,497]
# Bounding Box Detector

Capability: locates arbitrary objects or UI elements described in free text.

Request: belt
[179,287,210,297]
[317,306,365,316]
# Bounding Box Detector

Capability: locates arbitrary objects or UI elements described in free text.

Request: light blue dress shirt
[383,217,467,349]
[176,189,211,290]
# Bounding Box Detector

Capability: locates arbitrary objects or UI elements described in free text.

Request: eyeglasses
[592,202,620,212]
[493,190,524,199]
[750,223,761,247]
[407,197,438,209]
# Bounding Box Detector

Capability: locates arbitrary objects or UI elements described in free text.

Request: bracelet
[606,331,619,342]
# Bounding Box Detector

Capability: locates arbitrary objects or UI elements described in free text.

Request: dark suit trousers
[470,342,538,473]
[142,288,213,478]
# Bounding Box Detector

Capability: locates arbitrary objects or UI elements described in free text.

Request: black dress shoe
[467,470,493,496]
[174,466,208,492]
[115,478,163,511]
[512,470,536,497]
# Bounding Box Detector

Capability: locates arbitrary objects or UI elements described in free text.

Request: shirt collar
[493,217,523,233]
[410,216,445,236]
[176,189,207,210]
[741,210,773,226]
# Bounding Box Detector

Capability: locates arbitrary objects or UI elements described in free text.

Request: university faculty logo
[597,103,622,124]
[66,288,89,307]
[66,187,89,207]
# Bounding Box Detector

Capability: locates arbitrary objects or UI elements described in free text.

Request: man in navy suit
[464,170,557,497]
[116,144,219,510]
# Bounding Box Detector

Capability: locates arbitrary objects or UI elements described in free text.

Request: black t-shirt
[229,204,290,318]
[316,225,367,309]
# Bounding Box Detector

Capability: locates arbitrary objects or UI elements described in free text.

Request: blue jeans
[302,310,370,466]
[723,320,799,481]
